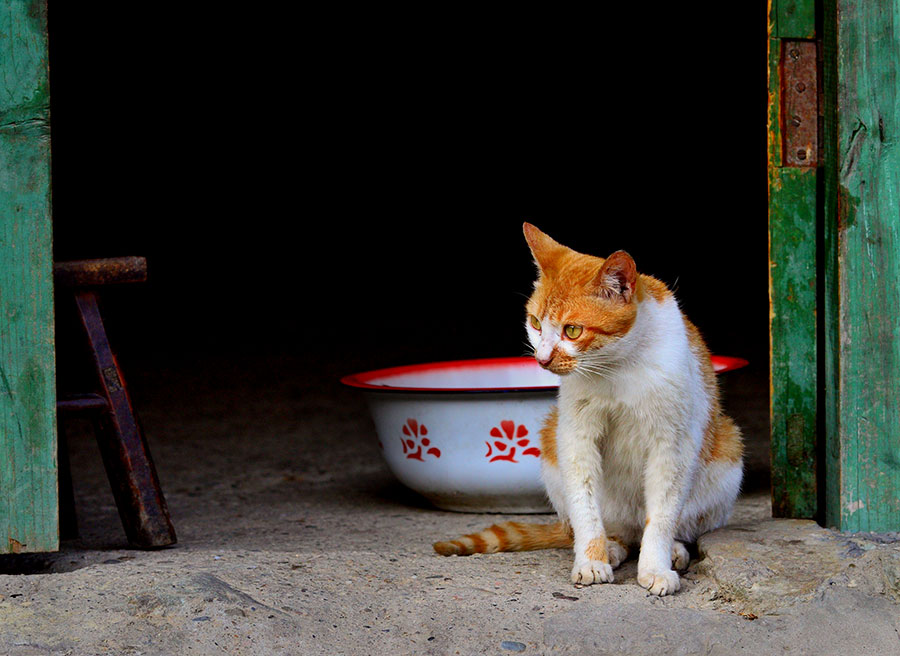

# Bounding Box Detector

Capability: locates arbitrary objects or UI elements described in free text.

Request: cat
[433,223,743,596]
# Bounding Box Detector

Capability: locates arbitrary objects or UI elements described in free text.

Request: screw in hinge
[795,82,806,93]
[796,149,807,161]
[790,48,801,60]
[791,115,802,127]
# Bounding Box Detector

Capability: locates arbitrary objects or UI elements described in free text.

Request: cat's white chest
[557,370,673,521]
[560,363,668,438]
[562,383,649,460]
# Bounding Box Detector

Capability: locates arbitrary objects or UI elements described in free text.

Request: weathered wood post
[768,0,819,519]
[823,0,900,532]
[769,0,899,531]
[0,0,59,553]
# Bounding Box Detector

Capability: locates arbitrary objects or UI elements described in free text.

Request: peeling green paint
[769,168,818,519]
[772,0,816,39]
[0,0,58,554]
[768,2,818,520]
[824,0,900,533]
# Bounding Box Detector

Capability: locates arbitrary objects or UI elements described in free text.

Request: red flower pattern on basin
[401,418,441,460]
[485,420,541,462]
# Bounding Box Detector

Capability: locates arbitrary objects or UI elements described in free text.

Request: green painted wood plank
[0,0,58,554]
[767,2,818,519]
[769,167,818,519]
[827,0,900,532]
[771,0,817,39]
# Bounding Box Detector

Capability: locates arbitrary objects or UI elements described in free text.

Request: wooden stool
[55,257,177,549]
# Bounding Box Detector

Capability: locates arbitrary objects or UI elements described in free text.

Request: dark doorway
[48,4,771,496]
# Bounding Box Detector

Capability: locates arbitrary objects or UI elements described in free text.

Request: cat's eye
[564,324,583,339]
[529,315,541,331]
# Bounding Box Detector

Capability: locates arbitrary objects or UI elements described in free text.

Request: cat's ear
[523,223,567,272]
[594,250,637,303]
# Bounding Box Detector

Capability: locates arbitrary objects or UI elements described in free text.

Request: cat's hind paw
[671,541,690,571]
[571,560,614,585]
[607,538,629,569]
[637,568,680,596]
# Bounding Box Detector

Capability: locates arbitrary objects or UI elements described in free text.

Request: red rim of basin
[340,355,749,394]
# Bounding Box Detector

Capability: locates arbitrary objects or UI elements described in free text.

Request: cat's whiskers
[573,351,625,380]
[575,368,609,381]
[573,366,598,381]
[574,359,616,380]
[521,340,537,359]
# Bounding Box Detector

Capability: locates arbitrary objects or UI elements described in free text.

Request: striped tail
[433,521,573,556]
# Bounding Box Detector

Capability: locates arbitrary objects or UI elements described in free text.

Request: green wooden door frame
[823,0,900,532]
[768,0,818,520]
[769,0,900,532]
[0,0,59,554]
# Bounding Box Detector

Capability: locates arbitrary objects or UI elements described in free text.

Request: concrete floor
[1,353,898,655]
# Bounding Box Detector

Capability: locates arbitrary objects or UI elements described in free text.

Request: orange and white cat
[434,223,743,596]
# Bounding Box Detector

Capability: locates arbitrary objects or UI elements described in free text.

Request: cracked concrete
[1,354,897,655]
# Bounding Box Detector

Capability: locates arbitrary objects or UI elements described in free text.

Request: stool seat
[55,256,176,549]
[54,256,148,287]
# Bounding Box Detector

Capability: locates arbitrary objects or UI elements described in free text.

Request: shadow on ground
[1,353,897,655]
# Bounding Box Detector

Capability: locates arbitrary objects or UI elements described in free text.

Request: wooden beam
[0,0,58,554]
[823,0,900,532]
[767,1,819,519]
[769,167,818,518]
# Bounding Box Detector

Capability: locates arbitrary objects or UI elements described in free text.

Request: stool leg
[56,418,79,540]
[73,290,176,548]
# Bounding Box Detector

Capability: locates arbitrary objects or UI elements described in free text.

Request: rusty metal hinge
[781,40,820,167]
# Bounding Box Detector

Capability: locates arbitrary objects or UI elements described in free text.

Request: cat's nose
[536,352,554,367]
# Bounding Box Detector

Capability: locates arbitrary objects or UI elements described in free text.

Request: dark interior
[47,5,770,490]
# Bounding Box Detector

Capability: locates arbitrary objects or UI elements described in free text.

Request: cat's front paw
[571,560,614,585]
[637,568,680,596]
